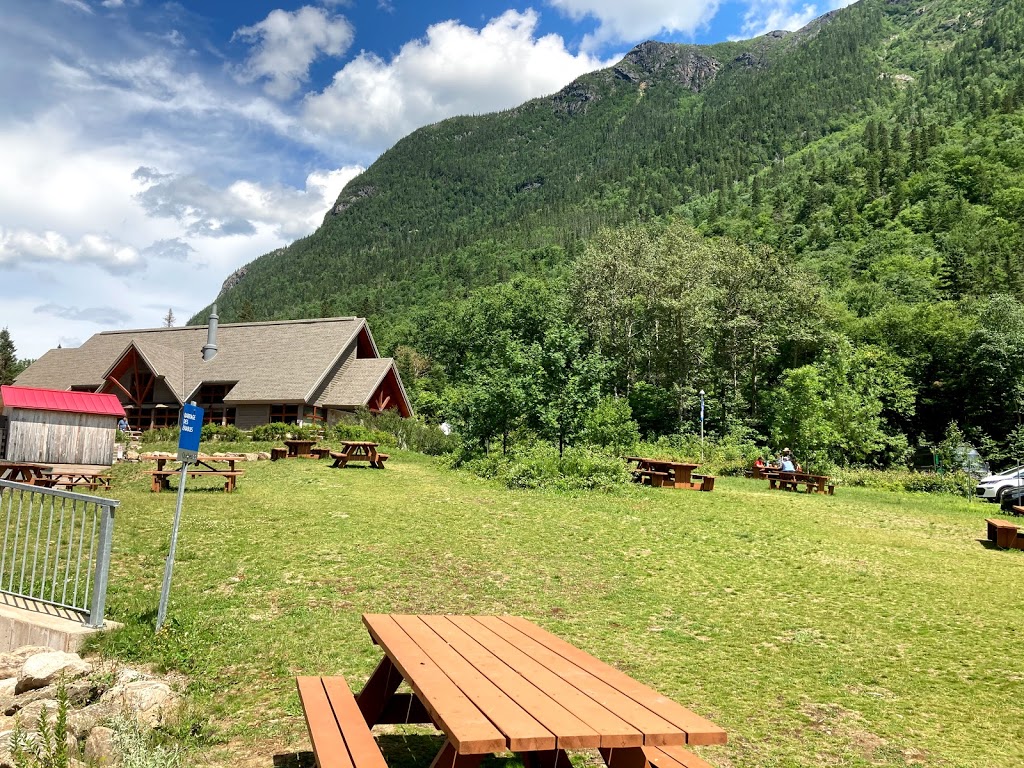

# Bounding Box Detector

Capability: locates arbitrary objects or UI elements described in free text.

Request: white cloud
[34,304,133,325]
[740,0,855,39]
[133,165,364,241]
[303,9,609,151]
[546,0,719,50]
[0,228,142,273]
[57,0,93,14]
[234,6,355,99]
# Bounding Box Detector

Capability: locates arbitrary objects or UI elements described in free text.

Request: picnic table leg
[429,741,484,768]
[356,656,403,726]
[151,475,161,493]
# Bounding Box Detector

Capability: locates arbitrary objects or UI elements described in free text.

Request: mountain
[185,0,1024,459]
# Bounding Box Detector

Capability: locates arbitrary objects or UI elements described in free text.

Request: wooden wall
[4,409,116,465]
[234,404,270,430]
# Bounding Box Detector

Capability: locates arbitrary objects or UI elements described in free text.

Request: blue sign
[177,404,204,461]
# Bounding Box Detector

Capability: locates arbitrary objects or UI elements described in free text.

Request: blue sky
[0,0,851,358]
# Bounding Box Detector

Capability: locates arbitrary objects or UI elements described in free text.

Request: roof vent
[202,304,219,361]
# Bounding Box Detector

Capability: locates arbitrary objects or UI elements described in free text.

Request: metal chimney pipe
[202,304,219,361]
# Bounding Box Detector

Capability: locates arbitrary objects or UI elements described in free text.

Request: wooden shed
[0,385,126,465]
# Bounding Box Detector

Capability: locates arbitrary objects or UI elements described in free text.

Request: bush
[140,427,180,444]
[457,444,632,491]
[832,467,976,496]
[200,424,246,442]
[331,408,456,456]
[582,397,640,455]
[250,423,319,441]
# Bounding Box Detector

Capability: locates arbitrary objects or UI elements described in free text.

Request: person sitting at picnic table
[754,456,766,470]
[779,448,797,472]
[118,417,130,433]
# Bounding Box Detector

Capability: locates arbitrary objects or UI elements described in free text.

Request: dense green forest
[191,0,1024,468]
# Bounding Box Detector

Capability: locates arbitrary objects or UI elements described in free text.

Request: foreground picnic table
[330,441,389,469]
[143,454,243,493]
[624,457,714,492]
[298,614,726,768]
[0,461,53,485]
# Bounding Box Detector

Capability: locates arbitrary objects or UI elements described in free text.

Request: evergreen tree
[0,328,17,385]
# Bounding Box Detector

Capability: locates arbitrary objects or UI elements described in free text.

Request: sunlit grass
[88,448,1024,767]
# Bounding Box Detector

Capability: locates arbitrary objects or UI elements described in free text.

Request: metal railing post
[87,501,115,628]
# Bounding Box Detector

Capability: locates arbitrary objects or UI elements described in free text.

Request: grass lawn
[88,448,1024,768]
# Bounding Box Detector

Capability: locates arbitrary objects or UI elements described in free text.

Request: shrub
[110,713,183,768]
[331,408,456,455]
[140,427,180,444]
[582,397,640,455]
[200,424,246,442]
[250,423,319,441]
[832,467,976,496]
[10,677,71,768]
[458,444,632,491]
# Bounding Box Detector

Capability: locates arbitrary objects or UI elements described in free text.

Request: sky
[0,0,854,360]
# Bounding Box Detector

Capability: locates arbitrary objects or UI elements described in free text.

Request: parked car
[1000,483,1024,512]
[976,465,1024,502]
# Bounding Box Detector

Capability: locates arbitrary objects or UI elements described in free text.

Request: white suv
[976,466,1024,501]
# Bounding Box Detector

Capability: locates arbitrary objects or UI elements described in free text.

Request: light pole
[699,389,705,459]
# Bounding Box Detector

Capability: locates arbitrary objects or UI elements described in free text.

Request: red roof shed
[0,386,126,418]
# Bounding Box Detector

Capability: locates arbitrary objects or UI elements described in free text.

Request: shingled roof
[16,317,411,414]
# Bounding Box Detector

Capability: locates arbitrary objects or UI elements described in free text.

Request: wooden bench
[986,518,1024,550]
[310,447,333,459]
[47,474,113,491]
[634,469,671,487]
[1013,506,1024,517]
[146,469,243,493]
[270,447,288,461]
[690,474,716,492]
[639,745,716,768]
[296,676,388,768]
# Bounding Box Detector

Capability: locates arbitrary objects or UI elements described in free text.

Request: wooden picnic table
[623,457,713,491]
[284,439,318,458]
[330,441,388,469]
[765,471,834,495]
[0,461,53,485]
[298,614,726,768]
[143,454,242,493]
[42,470,112,491]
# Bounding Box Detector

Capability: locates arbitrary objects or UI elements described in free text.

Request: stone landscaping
[0,646,182,767]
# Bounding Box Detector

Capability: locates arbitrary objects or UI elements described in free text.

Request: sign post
[156,403,203,632]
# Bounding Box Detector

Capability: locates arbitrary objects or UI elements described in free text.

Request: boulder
[18,652,92,694]
[0,678,16,713]
[0,647,51,680]
[100,680,180,728]
[8,679,94,715]
[84,725,117,765]
[15,698,59,726]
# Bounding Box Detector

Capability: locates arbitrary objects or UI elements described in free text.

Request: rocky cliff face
[615,41,722,92]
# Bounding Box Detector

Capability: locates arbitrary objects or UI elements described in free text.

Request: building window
[203,407,236,426]
[153,408,180,428]
[269,404,300,423]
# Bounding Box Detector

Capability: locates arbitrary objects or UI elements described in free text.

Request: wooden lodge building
[14,311,413,431]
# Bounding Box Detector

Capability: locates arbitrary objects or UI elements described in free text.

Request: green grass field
[88,449,1024,768]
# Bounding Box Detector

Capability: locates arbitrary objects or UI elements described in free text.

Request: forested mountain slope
[189,0,1024,464]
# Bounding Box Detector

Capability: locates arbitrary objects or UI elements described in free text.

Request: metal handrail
[0,479,117,628]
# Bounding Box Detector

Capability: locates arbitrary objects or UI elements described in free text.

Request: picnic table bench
[144,455,243,493]
[624,458,714,491]
[1012,506,1024,517]
[986,517,1024,550]
[298,614,725,768]
[765,472,834,495]
[331,441,388,469]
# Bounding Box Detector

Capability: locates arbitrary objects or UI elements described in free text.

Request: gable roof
[16,317,368,404]
[0,385,126,417]
[318,358,394,408]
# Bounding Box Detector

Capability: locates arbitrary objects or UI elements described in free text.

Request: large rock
[100,680,180,728]
[8,679,94,716]
[0,678,16,714]
[68,700,116,739]
[0,647,52,680]
[17,652,92,694]
[84,725,116,765]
